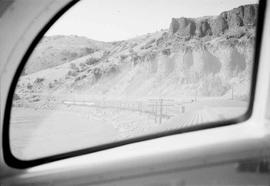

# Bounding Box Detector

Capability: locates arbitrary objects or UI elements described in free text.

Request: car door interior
[1,0,270,185]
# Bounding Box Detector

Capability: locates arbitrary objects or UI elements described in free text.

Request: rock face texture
[170,18,196,37]
[169,4,258,37]
[196,20,212,37]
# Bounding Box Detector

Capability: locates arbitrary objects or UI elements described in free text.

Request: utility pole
[159,99,163,124]
[195,88,198,102]
[152,101,157,123]
[232,86,234,100]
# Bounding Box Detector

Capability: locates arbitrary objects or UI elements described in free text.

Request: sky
[45,0,258,42]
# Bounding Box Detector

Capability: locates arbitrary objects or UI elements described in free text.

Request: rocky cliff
[169,4,257,37]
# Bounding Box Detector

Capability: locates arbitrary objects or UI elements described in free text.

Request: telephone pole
[159,99,163,124]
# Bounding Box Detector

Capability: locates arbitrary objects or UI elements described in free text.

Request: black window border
[2,0,267,169]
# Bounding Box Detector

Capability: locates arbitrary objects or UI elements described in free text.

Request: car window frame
[2,0,267,169]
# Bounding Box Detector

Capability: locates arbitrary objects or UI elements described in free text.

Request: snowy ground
[10,98,247,160]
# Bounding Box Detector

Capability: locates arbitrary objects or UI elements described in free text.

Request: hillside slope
[16,4,257,107]
[24,35,113,74]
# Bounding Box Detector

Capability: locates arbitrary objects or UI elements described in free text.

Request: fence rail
[16,92,194,124]
[63,99,193,124]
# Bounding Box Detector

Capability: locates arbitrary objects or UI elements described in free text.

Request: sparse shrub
[75,76,81,82]
[156,37,164,46]
[27,83,33,89]
[69,52,78,59]
[141,39,156,50]
[149,52,157,60]
[102,51,110,58]
[129,48,135,54]
[130,42,138,48]
[69,64,80,74]
[84,47,95,54]
[145,39,156,46]
[111,41,119,45]
[61,51,79,61]
[145,45,153,49]
[48,80,59,89]
[120,55,128,61]
[48,82,54,89]
[75,74,87,82]
[85,58,99,66]
[106,65,119,74]
[34,77,45,84]
[79,63,86,68]
[70,63,78,70]
[67,70,78,77]
[162,48,171,56]
[79,63,88,71]
[13,93,20,101]
[162,32,168,37]
[132,54,140,64]
[62,57,67,61]
[93,68,102,80]
[32,98,40,102]
[21,69,27,76]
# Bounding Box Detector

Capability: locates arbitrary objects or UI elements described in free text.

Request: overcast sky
[45,0,258,42]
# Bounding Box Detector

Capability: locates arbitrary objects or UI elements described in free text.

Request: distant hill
[24,35,113,74]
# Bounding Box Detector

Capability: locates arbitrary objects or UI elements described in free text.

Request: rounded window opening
[9,0,259,161]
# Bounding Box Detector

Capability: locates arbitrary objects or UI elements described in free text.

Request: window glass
[10,0,259,160]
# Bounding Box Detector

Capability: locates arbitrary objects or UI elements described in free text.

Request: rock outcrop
[169,18,196,37]
[196,20,212,37]
[169,4,258,37]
